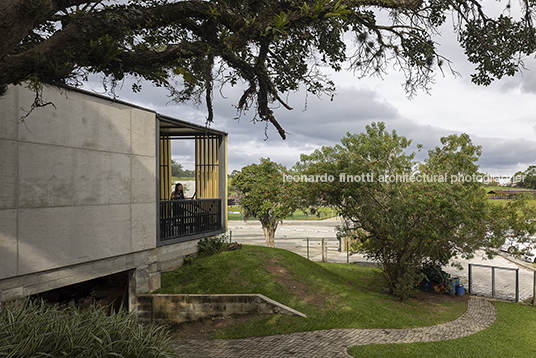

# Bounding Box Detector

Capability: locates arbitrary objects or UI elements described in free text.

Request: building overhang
[158,114,227,139]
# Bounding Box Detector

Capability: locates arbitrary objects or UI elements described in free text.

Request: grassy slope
[157,245,467,339]
[348,302,536,358]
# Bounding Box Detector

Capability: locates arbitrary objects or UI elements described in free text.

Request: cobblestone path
[174,297,495,358]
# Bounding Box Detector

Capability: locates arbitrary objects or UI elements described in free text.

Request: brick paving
[174,296,496,358]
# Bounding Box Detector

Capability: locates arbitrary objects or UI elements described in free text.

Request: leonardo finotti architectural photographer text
[282,173,526,184]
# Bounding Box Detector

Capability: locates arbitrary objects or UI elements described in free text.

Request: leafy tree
[229,169,241,179]
[232,158,297,247]
[171,159,194,178]
[515,166,536,189]
[296,122,536,299]
[2,1,536,137]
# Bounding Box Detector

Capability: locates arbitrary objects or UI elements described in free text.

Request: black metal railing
[159,199,222,242]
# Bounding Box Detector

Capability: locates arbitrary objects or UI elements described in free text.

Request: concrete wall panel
[157,239,199,272]
[131,203,156,252]
[17,205,131,274]
[17,88,132,154]
[18,142,131,208]
[0,86,18,141]
[0,140,17,209]
[131,156,156,203]
[0,85,221,304]
[131,109,156,156]
[0,210,17,278]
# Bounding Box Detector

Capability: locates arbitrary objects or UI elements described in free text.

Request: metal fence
[160,199,222,242]
[468,263,523,302]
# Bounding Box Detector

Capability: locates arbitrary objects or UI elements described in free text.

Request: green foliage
[5,1,536,138]
[171,159,194,178]
[295,122,536,299]
[0,299,177,358]
[461,15,536,86]
[232,158,298,247]
[197,234,228,257]
[182,254,195,266]
[516,166,536,189]
[227,205,337,221]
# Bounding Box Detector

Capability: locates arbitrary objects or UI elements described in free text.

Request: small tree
[516,166,536,190]
[232,158,297,247]
[297,122,536,299]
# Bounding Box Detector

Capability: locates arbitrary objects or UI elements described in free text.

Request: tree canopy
[232,158,297,247]
[171,159,194,178]
[514,165,536,189]
[2,0,536,138]
[295,122,536,299]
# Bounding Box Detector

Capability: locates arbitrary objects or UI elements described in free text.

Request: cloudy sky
[85,12,536,178]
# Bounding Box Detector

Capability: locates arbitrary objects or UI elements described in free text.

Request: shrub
[183,254,195,266]
[0,299,178,358]
[197,234,228,257]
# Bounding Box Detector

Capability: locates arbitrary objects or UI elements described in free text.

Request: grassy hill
[157,245,467,339]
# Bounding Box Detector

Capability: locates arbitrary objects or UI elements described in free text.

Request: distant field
[488,199,536,208]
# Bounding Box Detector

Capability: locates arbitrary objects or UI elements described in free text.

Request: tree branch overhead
[1,0,536,137]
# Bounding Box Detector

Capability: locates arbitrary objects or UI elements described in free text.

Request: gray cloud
[475,137,536,174]
[82,69,536,175]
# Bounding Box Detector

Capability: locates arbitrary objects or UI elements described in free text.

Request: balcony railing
[159,199,223,242]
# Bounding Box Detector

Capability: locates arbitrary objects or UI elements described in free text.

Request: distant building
[487,189,536,200]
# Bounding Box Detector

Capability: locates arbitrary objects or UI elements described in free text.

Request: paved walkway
[174,297,496,358]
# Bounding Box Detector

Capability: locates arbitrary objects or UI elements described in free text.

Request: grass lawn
[157,245,467,339]
[348,301,536,357]
[171,176,194,183]
[488,198,536,209]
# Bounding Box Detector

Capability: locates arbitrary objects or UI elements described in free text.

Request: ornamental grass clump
[0,299,178,358]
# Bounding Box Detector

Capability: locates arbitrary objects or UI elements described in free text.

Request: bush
[197,234,228,257]
[0,299,178,358]
[183,254,195,266]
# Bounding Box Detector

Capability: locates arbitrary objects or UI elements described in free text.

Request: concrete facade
[0,85,226,307]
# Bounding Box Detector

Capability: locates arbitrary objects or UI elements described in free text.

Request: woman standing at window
[171,183,185,200]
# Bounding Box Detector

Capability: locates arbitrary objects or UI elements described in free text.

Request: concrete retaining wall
[137,294,306,324]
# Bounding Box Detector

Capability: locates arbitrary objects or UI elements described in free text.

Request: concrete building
[0,85,227,309]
